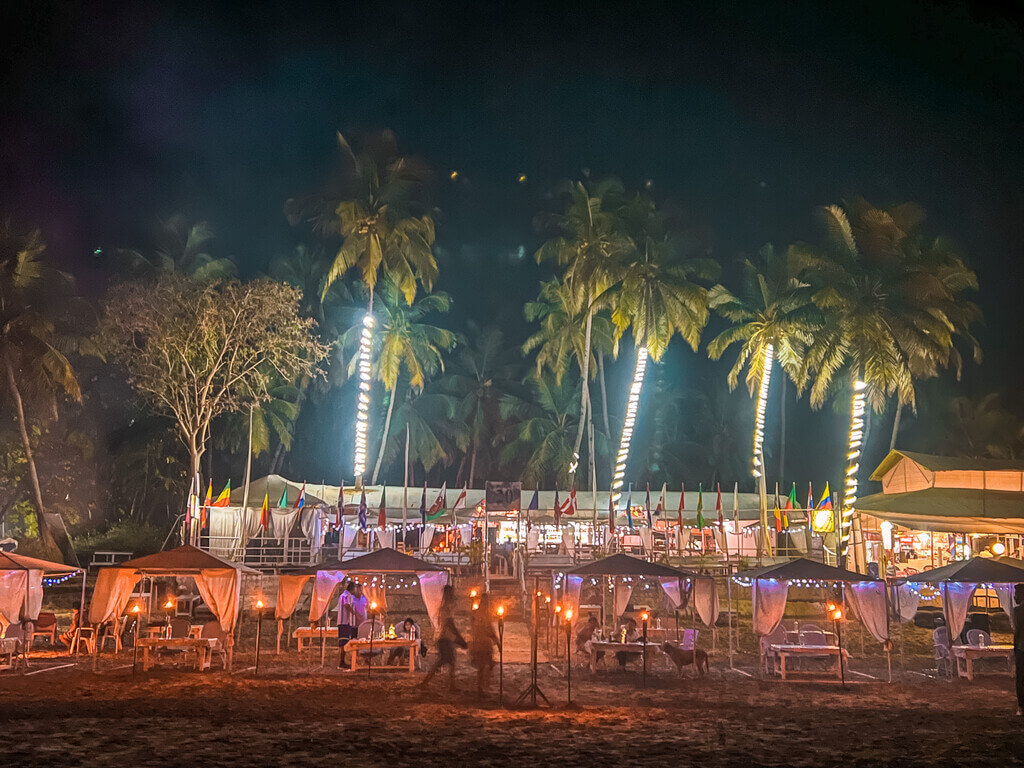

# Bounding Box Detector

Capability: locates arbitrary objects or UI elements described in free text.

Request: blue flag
[528,489,539,511]
[419,484,427,525]
[645,482,653,527]
[626,483,635,531]
[358,489,367,531]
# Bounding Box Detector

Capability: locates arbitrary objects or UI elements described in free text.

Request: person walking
[420,585,465,691]
[469,592,500,696]
[1014,583,1024,715]
[337,581,357,668]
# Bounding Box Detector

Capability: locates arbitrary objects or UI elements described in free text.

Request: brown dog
[661,641,709,676]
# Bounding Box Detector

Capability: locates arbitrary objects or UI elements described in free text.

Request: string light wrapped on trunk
[610,346,649,507]
[353,313,375,478]
[752,343,774,478]
[840,380,867,562]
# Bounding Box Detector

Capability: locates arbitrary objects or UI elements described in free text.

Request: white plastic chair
[800,630,828,647]
[933,626,951,674]
[965,629,991,647]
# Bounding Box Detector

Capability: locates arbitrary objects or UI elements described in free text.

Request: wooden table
[292,626,334,652]
[136,637,217,671]
[951,644,1015,681]
[769,644,847,680]
[587,641,659,673]
[343,638,419,672]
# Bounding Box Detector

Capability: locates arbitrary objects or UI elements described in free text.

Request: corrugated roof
[857,487,1024,534]
[870,450,1024,480]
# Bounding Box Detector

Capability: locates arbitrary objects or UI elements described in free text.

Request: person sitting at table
[577,614,603,666]
[615,618,642,668]
[58,608,81,649]
[388,617,423,665]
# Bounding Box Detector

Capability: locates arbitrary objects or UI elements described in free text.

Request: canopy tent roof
[118,545,259,575]
[225,476,764,522]
[902,556,1024,584]
[734,557,879,583]
[0,551,81,574]
[870,450,1024,480]
[301,547,445,575]
[856,487,1024,534]
[567,553,701,579]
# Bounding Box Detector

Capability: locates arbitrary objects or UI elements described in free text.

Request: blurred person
[337,581,357,667]
[469,592,500,695]
[420,585,466,691]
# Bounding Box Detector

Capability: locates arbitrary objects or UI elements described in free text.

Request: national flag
[426,483,448,522]
[278,486,288,509]
[553,489,561,526]
[677,483,685,531]
[419,484,427,525]
[695,484,705,529]
[527,489,538,530]
[335,483,344,527]
[625,483,635,531]
[608,492,616,533]
[559,487,577,518]
[260,492,270,530]
[202,479,212,527]
[812,481,835,533]
[451,485,467,524]
[358,489,368,531]
[817,482,833,510]
[655,483,667,516]
[716,483,724,529]
[294,483,306,510]
[378,486,387,529]
[644,483,653,527]
[806,482,814,528]
[783,483,795,510]
[213,480,231,507]
[773,485,783,532]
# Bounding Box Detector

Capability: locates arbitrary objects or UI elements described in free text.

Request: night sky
[2,0,1023,486]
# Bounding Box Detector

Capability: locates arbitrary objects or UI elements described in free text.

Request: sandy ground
[4,626,1024,768]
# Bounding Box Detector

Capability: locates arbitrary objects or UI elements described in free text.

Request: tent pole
[727,571,734,668]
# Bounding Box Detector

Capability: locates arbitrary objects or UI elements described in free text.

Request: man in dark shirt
[1014,584,1024,715]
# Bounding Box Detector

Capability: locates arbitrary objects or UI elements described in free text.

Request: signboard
[485,481,522,512]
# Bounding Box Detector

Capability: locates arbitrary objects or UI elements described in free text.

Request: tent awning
[566,553,703,579]
[734,558,879,583]
[118,545,259,575]
[902,556,1024,584]
[296,547,446,575]
[0,551,81,574]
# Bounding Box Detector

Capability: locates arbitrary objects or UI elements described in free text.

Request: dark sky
[2,0,1023,484]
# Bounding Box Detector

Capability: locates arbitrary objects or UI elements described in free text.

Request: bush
[74,520,165,559]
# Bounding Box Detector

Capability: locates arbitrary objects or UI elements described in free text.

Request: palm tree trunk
[598,352,612,475]
[370,387,396,485]
[889,400,903,451]
[778,375,786,481]
[469,442,478,489]
[4,355,56,553]
[571,300,594,476]
[269,442,285,475]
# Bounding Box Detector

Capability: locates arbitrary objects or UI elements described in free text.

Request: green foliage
[74,519,164,559]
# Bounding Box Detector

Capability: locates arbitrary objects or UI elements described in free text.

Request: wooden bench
[89,551,134,568]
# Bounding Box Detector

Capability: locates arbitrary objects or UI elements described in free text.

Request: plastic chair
[0,624,27,670]
[933,626,951,674]
[966,629,991,647]
[799,623,823,634]
[200,621,230,669]
[355,620,384,666]
[99,616,127,653]
[31,612,58,646]
[800,630,829,647]
[760,625,787,676]
[170,617,192,638]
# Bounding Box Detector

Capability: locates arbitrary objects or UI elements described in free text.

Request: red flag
[558,487,577,518]
[608,493,615,533]
[677,483,685,530]
[554,489,561,526]
[716,483,724,529]
[378,486,387,529]
[259,492,270,530]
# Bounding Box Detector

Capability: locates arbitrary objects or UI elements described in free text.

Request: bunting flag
[335,482,344,528]
[644,483,653,527]
[278,487,288,509]
[452,485,467,524]
[655,483,667,516]
[378,486,387,529]
[716,483,724,530]
[426,482,448,522]
[806,482,814,528]
[294,483,306,510]
[626,483,635,532]
[773,484,783,532]
[559,487,577,518]
[419,484,427,525]
[553,489,561,527]
[202,480,212,527]
[260,492,270,530]
[608,492,616,533]
[812,481,835,532]
[212,480,231,507]
[695,484,705,529]
[527,489,538,530]
[785,484,795,528]
[358,489,368,531]
[677,483,685,531]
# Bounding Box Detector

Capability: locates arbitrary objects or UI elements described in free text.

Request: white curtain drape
[375,528,395,549]
[659,577,684,609]
[456,524,473,547]
[561,528,576,557]
[894,584,921,623]
[995,585,1015,628]
[564,575,583,620]
[233,508,263,559]
[751,579,789,636]
[638,527,653,554]
[419,524,436,555]
[275,574,311,620]
[526,528,541,552]
[271,509,301,541]
[848,582,889,643]
[195,568,241,632]
[941,582,977,642]
[677,528,691,552]
[342,524,359,550]
[613,580,634,618]
[0,570,28,628]
[87,568,140,626]
[693,578,720,628]
[309,570,347,623]
[418,571,448,631]
[22,569,43,622]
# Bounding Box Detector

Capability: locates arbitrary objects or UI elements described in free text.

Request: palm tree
[111,216,237,282]
[268,244,353,337]
[707,243,818,477]
[534,179,633,479]
[0,225,88,552]
[338,280,456,484]
[440,323,527,487]
[215,383,301,458]
[499,373,582,489]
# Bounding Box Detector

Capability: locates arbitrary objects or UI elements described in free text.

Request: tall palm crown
[499,373,582,489]
[707,243,818,393]
[799,199,981,412]
[290,131,437,305]
[522,279,614,383]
